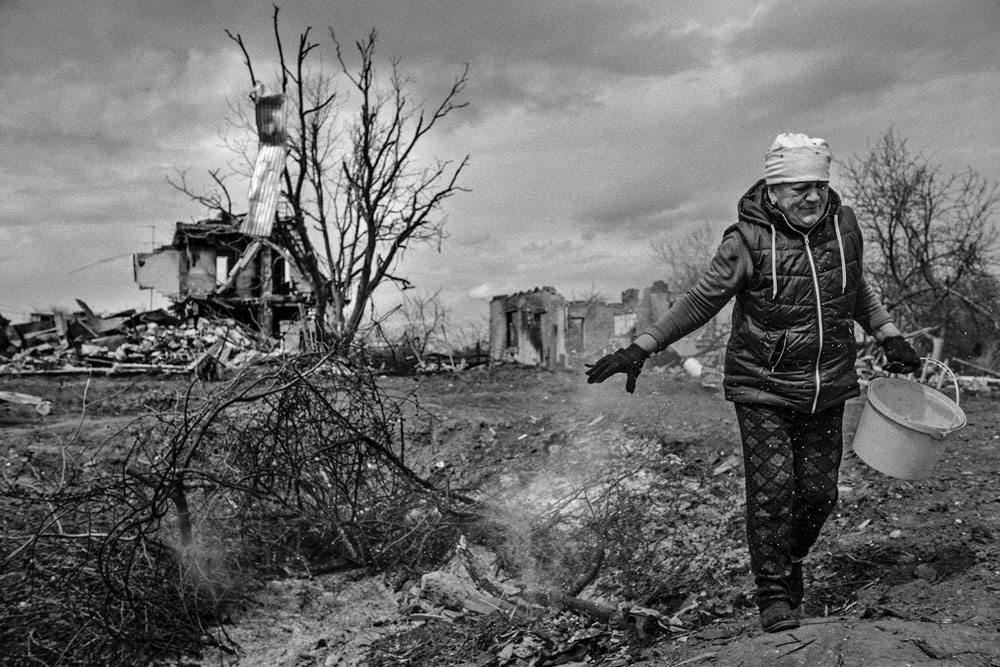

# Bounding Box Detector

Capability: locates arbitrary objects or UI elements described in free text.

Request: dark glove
[585,343,648,393]
[881,336,921,374]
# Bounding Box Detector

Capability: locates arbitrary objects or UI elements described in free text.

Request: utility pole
[145,225,156,311]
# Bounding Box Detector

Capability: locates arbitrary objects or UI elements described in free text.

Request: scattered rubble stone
[1,306,277,376]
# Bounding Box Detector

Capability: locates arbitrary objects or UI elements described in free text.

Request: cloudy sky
[2,1,998,329]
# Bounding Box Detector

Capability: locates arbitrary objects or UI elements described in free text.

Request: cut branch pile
[1,350,480,663]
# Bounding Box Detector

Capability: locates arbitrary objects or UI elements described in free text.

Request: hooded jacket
[643,179,893,413]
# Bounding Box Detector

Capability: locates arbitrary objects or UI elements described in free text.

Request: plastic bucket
[852,358,967,480]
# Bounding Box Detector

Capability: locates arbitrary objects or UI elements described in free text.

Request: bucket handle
[919,357,965,435]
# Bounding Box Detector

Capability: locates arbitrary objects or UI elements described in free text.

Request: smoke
[477,398,664,595]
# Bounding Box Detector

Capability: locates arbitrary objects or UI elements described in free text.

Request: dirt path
[663,616,999,666]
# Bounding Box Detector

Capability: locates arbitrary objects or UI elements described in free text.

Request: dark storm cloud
[287,0,721,123]
[730,0,999,67]
[718,0,1000,128]
[733,50,908,119]
[385,0,710,76]
[726,0,1000,109]
[384,1,714,112]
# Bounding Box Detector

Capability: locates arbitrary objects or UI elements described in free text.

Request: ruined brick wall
[566,300,620,355]
[488,287,567,368]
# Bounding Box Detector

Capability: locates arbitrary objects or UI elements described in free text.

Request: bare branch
[271,4,288,92]
[165,168,234,218]
[223,29,257,89]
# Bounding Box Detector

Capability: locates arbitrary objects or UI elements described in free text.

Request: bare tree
[372,288,447,369]
[175,7,470,347]
[328,34,470,347]
[372,289,488,371]
[651,222,719,294]
[842,129,1000,358]
[652,223,730,360]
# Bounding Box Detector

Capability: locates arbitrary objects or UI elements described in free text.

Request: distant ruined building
[489,287,567,368]
[489,281,721,368]
[132,214,314,348]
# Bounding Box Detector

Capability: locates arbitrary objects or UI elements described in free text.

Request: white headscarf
[764,133,832,184]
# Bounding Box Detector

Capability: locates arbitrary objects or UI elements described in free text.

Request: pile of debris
[855,336,1000,395]
[0,302,277,376]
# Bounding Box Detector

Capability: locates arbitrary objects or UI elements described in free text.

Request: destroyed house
[489,287,567,368]
[489,285,671,368]
[133,215,313,338]
[489,281,725,367]
[576,281,733,362]
[566,281,674,356]
[568,280,729,360]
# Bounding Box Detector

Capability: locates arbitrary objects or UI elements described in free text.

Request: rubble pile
[0,307,276,376]
[855,339,1000,395]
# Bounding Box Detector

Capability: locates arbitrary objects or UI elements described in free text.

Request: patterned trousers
[734,401,845,610]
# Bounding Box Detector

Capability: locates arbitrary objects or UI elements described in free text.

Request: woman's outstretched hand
[585,343,648,393]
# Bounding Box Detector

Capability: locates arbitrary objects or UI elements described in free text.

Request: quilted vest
[723,186,864,413]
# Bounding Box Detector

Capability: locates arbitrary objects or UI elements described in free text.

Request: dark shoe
[760,601,800,633]
[789,560,804,610]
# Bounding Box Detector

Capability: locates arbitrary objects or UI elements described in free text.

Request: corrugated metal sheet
[243,144,287,237]
[242,93,288,238]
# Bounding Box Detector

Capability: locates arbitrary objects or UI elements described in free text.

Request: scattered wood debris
[855,334,1000,396]
[0,304,276,376]
[0,390,52,415]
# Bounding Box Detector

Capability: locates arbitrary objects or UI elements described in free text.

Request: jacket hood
[737,178,842,234]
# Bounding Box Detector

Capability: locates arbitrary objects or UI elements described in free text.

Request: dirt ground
[2,363,999,666]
